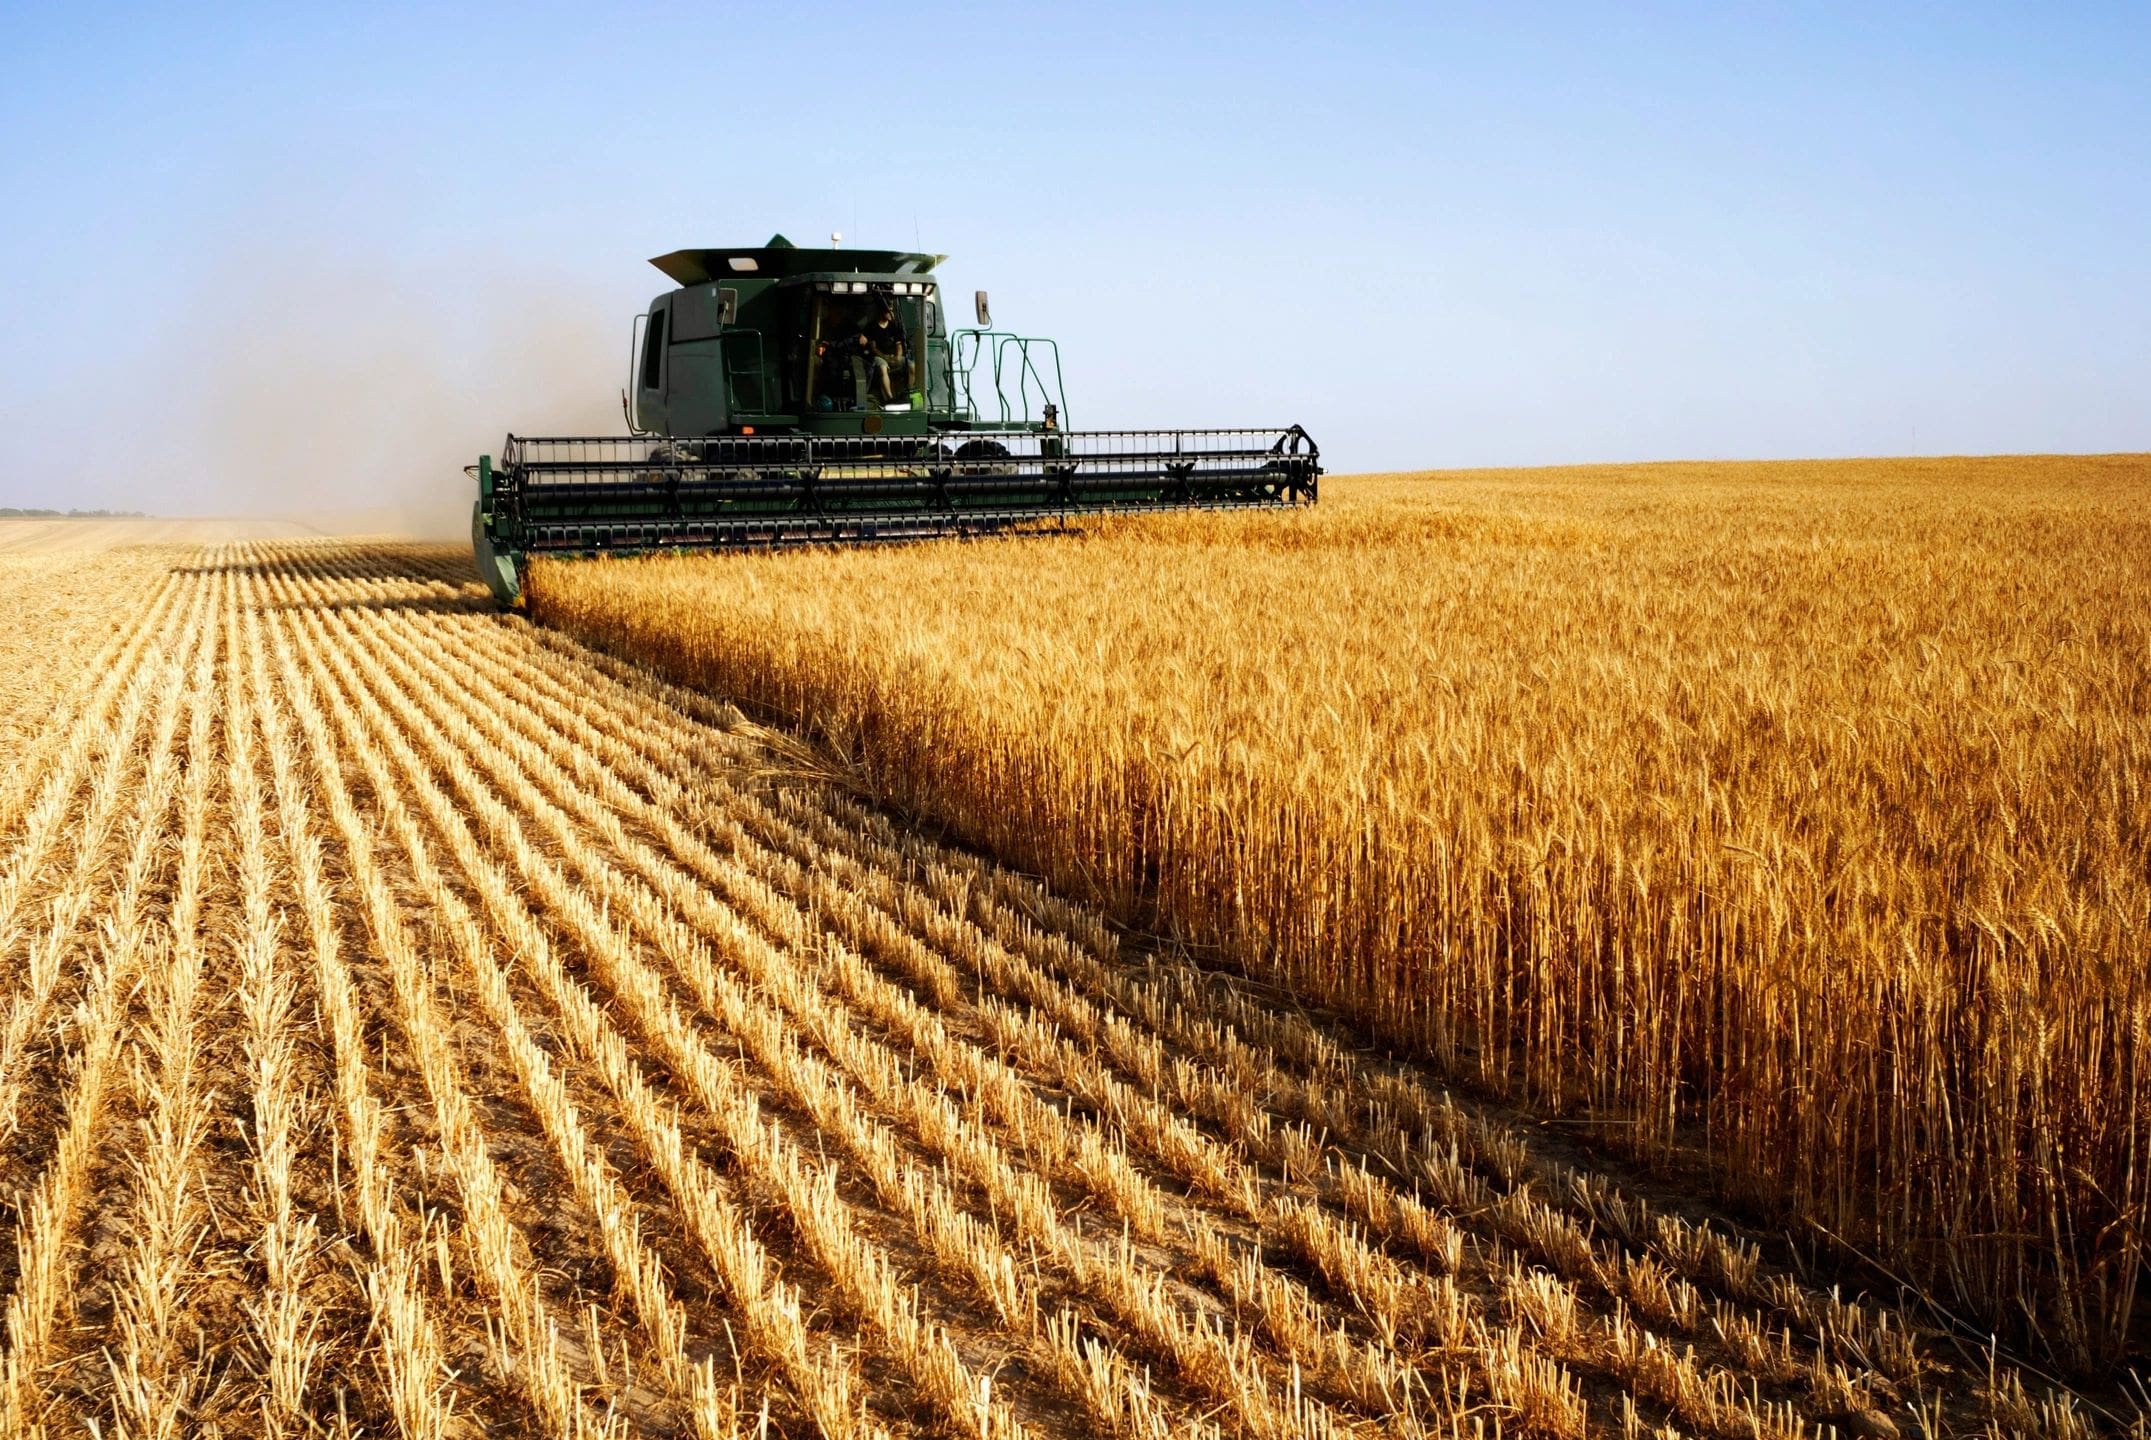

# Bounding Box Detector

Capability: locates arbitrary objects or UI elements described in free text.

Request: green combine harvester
[470,234,1320,605]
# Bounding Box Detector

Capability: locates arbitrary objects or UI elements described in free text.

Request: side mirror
[974,290,992,328]
[717,287,739,325]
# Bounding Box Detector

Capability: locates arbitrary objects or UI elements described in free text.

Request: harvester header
[470,233,1318,604]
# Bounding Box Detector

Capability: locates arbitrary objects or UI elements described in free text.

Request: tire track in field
[0,537,2119,1440]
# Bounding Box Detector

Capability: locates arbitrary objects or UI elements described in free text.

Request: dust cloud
[153,247,626,539]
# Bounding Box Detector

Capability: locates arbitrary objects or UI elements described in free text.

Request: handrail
[950,329,1068,426]
[992,334,1067,429]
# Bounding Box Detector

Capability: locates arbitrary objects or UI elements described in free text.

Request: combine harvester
[471,234,1320,604]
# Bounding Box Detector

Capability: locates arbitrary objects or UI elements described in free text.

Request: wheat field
[0,513,2133,1437]
[530,456,2151,1392]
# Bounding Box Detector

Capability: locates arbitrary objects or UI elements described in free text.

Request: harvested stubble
[0,531,2133,1436]
[529,455,2151,1373]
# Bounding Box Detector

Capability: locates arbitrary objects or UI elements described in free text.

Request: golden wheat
[0,522,2135,1437]
[531,455,2151,1372]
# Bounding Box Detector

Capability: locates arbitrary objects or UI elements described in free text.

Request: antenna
[831,231,842,250]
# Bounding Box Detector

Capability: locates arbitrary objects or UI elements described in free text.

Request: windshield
[803,286,931,413]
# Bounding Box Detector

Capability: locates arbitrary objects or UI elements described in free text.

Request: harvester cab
[471,233,1319,605]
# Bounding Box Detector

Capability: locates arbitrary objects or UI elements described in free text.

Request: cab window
[804,289,923,411]
[639,307,667,390]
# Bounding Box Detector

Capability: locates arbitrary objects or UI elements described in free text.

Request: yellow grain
[531,456,2151,1362]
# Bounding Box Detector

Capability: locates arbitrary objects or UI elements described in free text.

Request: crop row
[0,535,2129,1436]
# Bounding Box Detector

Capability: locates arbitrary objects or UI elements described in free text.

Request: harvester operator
[858,300,910,404]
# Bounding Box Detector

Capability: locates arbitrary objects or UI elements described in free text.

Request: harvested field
[531,456,2151,1385]
[0,516,318,553]
[0,529,2134,1436]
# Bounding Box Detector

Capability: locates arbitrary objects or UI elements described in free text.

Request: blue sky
[1,2,2146,519]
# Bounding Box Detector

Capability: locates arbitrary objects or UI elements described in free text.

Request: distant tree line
[0,507,150,518]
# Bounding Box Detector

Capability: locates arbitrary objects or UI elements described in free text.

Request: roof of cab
[650,233,939,286]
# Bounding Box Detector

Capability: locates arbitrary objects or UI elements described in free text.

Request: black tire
[953,438,1015,478]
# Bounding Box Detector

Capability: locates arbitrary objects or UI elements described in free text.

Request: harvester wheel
[954,439,1014,478]
[638,441,692,490]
